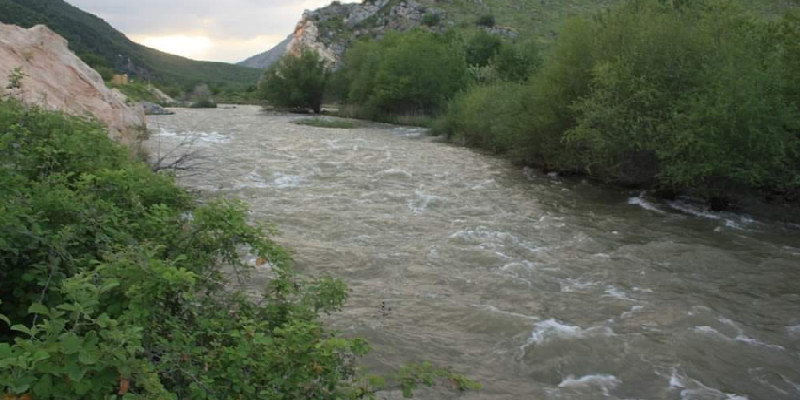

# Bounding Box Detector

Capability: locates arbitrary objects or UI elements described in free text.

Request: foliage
[422,13,441,27]
[338,30,468,117]
[465,31,503,67]
[293,117,360,129]
[476,14,496,28]
[0,100,478,398]
[438,0,800,204]
[491,39,541,82]
[260,49,329,114]
[110,81,170,106]
[433,82,530,156]
[5,67,25,91]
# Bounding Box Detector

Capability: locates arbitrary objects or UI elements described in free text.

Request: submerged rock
[0,22,145,144]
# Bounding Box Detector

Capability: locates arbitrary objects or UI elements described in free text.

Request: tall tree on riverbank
[260,49,329,113]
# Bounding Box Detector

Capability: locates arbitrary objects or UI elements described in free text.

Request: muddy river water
[148,106,800,400]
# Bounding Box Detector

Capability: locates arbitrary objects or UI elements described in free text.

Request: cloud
[67,0,357,62]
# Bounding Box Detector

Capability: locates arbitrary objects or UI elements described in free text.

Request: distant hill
[0,0,262,89]
[242,0,798,68]
[239,35,292,69]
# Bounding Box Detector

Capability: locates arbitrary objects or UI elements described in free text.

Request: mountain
[239,35,293,69]
[243,0,797,68]
[0,0,262,89]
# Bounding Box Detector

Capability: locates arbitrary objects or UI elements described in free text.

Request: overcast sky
[67,0,355,63]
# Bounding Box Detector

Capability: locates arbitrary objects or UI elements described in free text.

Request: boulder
[0,23,145,145]
[141,101,174,116]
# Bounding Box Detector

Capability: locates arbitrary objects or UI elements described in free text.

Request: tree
[465,31,503,67]
[260,49,329,113]
[339,30,468,116]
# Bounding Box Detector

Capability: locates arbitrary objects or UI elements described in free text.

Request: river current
[148,106,800,400]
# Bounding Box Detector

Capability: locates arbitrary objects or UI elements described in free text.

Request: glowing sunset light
[130,35,212,60]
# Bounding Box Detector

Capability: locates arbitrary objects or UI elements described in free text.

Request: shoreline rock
[0,22,146,145]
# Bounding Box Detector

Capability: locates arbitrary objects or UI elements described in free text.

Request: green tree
[465,31,503,67]
[260,49,329,113]
[340,30,468,116]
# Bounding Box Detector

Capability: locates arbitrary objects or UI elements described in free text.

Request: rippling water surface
[148,106,800,400]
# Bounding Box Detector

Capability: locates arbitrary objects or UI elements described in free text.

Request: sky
[67,0,357,63]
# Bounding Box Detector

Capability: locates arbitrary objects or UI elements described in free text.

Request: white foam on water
[470,179,497,190]
[448,226,540,254]
[670,369,750,400]
[786,325,800,336]
[691,319,785,351]
[558,374,621,395]
[560,279,599,293]
[521,319,615,354]
[408,189,442,214]
[667,200,756,230]
[547,171,559,178]
[628,192,664,213]
[156,127,229,144]
[393,127,425,137]
[500,260,536,273]
[620,305,644,319]
[235,171,304,190]
[603,286,635,301]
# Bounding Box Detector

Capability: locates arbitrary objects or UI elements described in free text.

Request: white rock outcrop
[0,23,145,144]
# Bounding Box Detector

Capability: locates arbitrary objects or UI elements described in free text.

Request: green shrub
[442,0,800,202]
[260,49,329,114]
[0,100,478,398]
[339,30,468,117]
[434,82,531,157]
[476,14,496,28]
[465,31,503,67]
[422,13,441,27]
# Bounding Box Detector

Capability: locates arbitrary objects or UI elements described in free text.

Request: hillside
[243,0,798,69]
[0,0,262,89]
[239,35,293,69]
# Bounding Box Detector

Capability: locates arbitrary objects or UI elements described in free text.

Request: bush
[476,14,496,28]
[442,0,800,203]
[260,49,329,114]
[434,82,530,157]
[0,100,478,398]
[339,30,468,117]
[422,13,441,27]
[465,31,503,67]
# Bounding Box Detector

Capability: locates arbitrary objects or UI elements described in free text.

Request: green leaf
[0,313,10,327]
[28,302,50,316]
[60,333,82,354]
[10,324,31,335]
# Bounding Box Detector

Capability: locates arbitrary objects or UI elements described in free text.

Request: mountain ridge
[0,0,262,89]
[242,0,798,70]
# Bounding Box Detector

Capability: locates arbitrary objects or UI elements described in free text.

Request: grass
[293,117,360,129]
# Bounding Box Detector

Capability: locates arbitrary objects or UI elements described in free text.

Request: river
[147,106,800,400]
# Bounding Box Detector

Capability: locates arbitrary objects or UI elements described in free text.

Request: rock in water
[141,101,174,116]
[0,23,146,145]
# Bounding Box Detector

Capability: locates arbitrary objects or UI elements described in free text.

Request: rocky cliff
[0,22,145,145]
[245,0,450,69]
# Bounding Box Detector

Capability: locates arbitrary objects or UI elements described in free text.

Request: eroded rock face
[284,0,447,68]
[0,23,145,144]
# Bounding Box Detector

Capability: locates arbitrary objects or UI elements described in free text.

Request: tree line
[261,0,800,209]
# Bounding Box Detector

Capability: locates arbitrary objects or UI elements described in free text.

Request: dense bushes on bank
[436,0,800,205]
[0,100,477,398]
